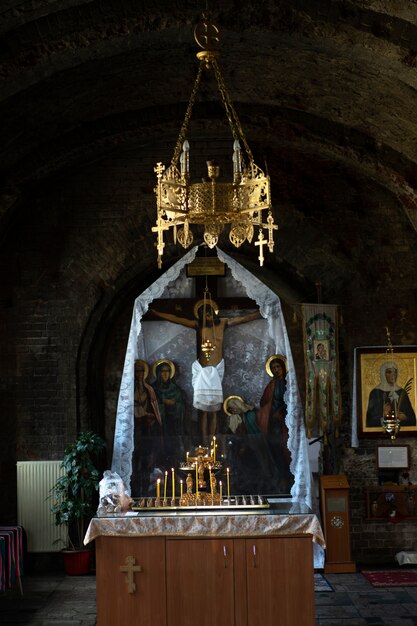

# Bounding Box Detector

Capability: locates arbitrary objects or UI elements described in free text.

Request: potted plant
[51,431,106,575]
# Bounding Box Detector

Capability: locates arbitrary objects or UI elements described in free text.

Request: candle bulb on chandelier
[180,140,189,176]
[233,139,242,181]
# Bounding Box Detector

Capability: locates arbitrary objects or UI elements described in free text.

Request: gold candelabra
[179,444,223,506]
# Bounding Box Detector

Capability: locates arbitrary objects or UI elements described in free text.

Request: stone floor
[319,572,417,626]
[2,572,417,625]
[0,575,96,626]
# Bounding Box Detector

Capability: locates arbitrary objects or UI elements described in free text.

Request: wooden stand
[320,474,356,573]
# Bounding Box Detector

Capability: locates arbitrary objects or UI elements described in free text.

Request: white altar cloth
[84,512,325,547]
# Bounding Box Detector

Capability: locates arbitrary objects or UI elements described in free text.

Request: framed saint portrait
[356,346,417,438]
[313,339,329,361]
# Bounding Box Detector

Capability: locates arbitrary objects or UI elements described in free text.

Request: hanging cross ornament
[152,217,170,269]
[120,555,142,594]
[266,212,278,253]
[255,230,267,266]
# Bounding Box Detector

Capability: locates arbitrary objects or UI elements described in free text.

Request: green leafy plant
[51,431,106,550]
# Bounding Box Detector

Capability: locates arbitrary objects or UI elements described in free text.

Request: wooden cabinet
[96,534,315,626]
[96,536,166,626]
[365,485,417,520]
[243,536,314,626]
[166,539,235,626]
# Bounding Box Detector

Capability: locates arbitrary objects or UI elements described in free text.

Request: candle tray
[132,495,270,512]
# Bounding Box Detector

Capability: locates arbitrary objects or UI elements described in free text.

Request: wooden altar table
[85,505,324,626]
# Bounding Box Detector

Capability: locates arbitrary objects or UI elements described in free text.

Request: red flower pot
[62,549,91,575]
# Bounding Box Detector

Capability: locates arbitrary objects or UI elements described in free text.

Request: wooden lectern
[320,474,356,573]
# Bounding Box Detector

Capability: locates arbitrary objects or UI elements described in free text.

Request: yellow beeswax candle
[213,436,216,463]
[156,478,160,499]
[219,480,222,500]
[180,480,183,499]
[227,467,230,498]
[171,468,175,500]
[164,471,168,500]
[195,462,199,496]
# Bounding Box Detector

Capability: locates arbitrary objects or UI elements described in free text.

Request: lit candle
[227,467,230,498]
[156,478,160,499]
[171,468,175,501]
[195,462,199,496]
[180,480,183,499]
[209,466,213,498]
[186,451,189,465]
[213,436,216,463]
[164,471,168,501]
[219,480,223,501]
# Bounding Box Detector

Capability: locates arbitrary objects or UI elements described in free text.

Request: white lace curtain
[111,246,314,512]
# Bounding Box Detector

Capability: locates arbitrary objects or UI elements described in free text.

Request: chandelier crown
[153,13,277,268]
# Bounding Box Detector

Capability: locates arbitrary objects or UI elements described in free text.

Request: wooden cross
[255,230,267,266]
[145,249,258,320]
[120,555,142,594]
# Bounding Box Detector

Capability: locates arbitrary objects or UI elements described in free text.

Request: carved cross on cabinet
[120,555,142,594]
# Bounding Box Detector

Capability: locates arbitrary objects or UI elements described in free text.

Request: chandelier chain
[212,58,254,163]
[171,62,204,168]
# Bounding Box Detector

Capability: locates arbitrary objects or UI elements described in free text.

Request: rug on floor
[314,572,334,592]
[362,570,417,587]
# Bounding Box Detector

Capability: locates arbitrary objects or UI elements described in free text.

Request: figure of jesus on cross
[150,298,260,438]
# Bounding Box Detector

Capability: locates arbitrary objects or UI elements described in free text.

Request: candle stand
[132,445,270,511]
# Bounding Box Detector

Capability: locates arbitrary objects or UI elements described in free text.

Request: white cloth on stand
[192,359,225,411]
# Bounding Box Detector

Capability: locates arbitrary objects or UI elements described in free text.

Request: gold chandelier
[153,13,277,269]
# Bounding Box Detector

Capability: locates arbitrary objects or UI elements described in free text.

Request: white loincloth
[192,359,225,412]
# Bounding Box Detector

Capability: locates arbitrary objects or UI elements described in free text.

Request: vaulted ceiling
[1,0,417,306]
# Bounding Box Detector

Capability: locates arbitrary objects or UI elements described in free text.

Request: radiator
[17,461,68,552]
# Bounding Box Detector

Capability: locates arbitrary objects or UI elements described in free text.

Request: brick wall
[1,141,416,565]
